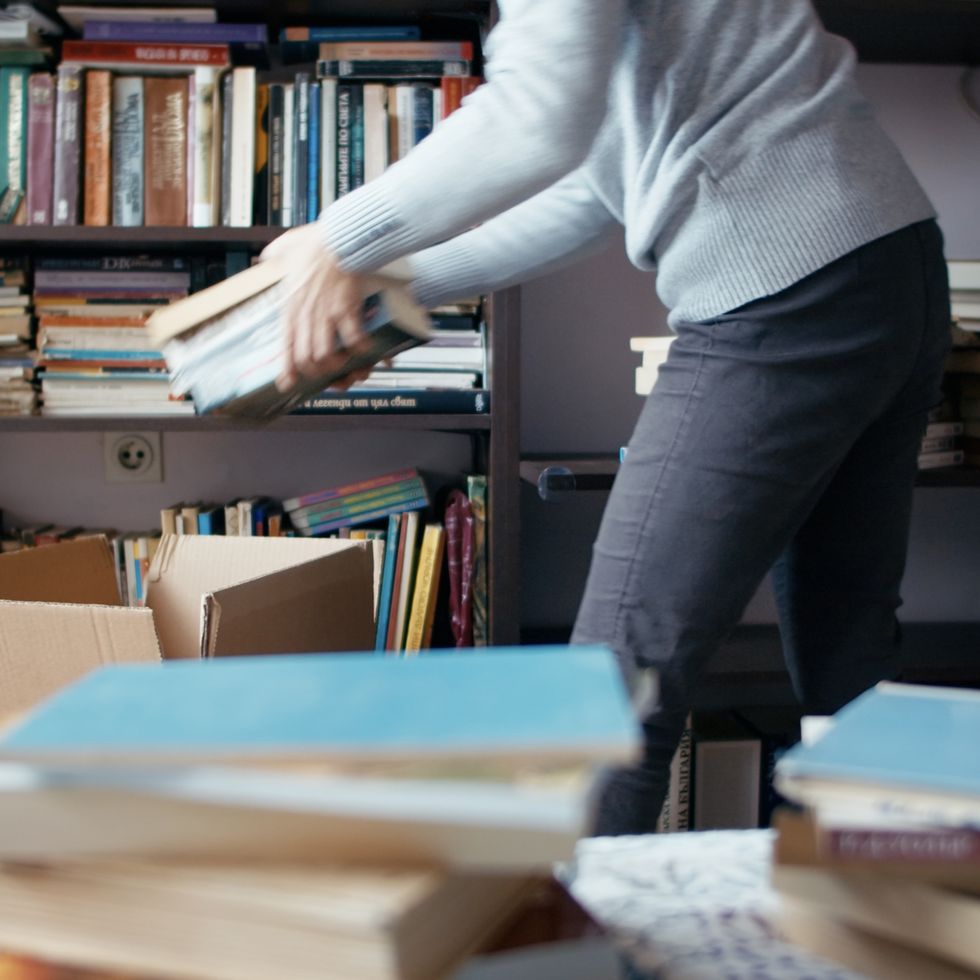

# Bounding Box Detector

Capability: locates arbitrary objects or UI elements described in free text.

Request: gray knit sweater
[320,0,935,325]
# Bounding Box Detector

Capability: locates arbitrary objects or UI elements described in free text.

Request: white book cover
[320,78,337,206]
[190,66,218,227]
[229,66,256,227]
[362,83,388,184]
[281,83,294,227]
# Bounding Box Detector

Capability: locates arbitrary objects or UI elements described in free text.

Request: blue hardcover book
[0,647,638,766]
[307,79,320,222]
[374,512,402,650]
[279,26,421,42]
[775,682,980,815]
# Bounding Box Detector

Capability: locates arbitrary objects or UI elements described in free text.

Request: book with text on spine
[147,257,433,420]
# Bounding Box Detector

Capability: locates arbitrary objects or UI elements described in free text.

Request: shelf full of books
[0,8,483,230]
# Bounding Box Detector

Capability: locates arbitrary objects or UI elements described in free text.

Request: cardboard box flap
[205,546,375,657]
[145,535,377,660]
[0,601,160,716]
[0,536,121,606]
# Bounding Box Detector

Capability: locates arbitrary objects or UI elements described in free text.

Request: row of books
[2,27,481,228]
[771,682,980,978]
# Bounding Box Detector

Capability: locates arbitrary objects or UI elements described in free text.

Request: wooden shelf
[520,455,980,499]
[0,414,490,433]
[0,226,283,251]
[813,0,980,63]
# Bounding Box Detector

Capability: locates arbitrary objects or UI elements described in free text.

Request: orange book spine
[83,70,112,225]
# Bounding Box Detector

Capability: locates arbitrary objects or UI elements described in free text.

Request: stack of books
[0,647,639,979]
[35,254,193,417]
[944,259,980,468]
[771,681,980,979]
[0,256,36,413]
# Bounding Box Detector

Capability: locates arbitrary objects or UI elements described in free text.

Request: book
[189,65,217,227]
[467,474,488,646]
[283,467,420,512]
[306,76,320,220]
[0,855,535,980]
[147,257,434,419]
[775,681,980,829]
[82,68,111,225]
[228,66,256,227]
[656,716,693,833]
[288,481,428,530]
[82,20,268,43]
[443,488,474,647]
[0,66,28,223]
[0,647,637,767]
[51,63,82,226]
[387,509,420,651]
[374,512,402,650]
[282,25,421,42]
[61,40,230,72]
[404,522,445,652]
[143,75,187,226]
[57,6,218,30]
[317,58,471,79]
[110,76,144,226]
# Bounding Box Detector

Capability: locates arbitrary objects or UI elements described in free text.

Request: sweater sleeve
[406,170,620,308]
[320,0,625,274]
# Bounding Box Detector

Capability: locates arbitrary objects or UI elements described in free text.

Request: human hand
[261,224,374,392]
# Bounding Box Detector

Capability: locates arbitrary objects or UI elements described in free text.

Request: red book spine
[61,40,230,68]
[26,73,55,225]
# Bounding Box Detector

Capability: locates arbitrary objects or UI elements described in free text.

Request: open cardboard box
[0,534,381,717]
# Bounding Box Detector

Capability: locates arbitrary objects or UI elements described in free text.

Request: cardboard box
[0,534,381,716]
[145,534,380,660]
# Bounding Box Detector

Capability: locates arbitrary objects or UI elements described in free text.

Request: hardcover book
[51,63,83,226]
[25,72,54,224]
[147,257,433,419]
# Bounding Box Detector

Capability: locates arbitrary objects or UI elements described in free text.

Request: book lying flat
[0,647,638,767]
[0,857,533,980]
[774,681,980,828]
[146,256,432,419]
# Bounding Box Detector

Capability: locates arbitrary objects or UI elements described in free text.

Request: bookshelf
[0,0,524,645]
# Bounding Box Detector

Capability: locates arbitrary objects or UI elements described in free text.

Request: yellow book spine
[404,523,445,653]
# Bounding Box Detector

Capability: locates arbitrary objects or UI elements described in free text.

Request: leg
[574,220,949,836]
[773,221,951,715]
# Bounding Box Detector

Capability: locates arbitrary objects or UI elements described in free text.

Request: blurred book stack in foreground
[771,682,980,979]
[944,259,980,468]
[0,647,637,979]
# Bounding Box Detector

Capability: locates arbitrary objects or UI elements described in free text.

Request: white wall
[519,64,980,630]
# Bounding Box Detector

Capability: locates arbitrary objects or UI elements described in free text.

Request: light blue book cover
[776,681,980,797]
[0,647,637,764]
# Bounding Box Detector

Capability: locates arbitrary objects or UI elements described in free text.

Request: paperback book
[147,257,433,419]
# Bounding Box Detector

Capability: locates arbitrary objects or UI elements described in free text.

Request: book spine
[83,70,112,226]
[292,71,310,225]
[395,84,414,160]
[61,41,230,69]
[362,83,387,184]
[349,83,364,190]
[320,78,337,207]
[143,75,188,226]
[281,84,294,226]
[267,82,284,225]
[83,21,268,43]
[412,85,434,145]
[335,83,352,198]
[219,70,233,226]
[294,388,490,414]
[111,75,144,227]
[316,40,473,61]
[283,26,421,42]
[229,67,255,227]
[404,523,445,652]
[374,512,402,651]
[26,73,55,225]
[190,66,218,227]
[825,826,980,863]
[253,82,269,225]
[35,270,189,289]
[316,59,470,79]
[440,76,462,121]
[917,449,964,469]
[0,67,28,224]
[306,79,320,221]
[52,64,84,226]
[466,474,487,646]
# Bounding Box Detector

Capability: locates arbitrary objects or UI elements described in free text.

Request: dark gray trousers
[572,220,951,836]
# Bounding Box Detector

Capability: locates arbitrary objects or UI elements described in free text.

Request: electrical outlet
[104,431,164,483]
